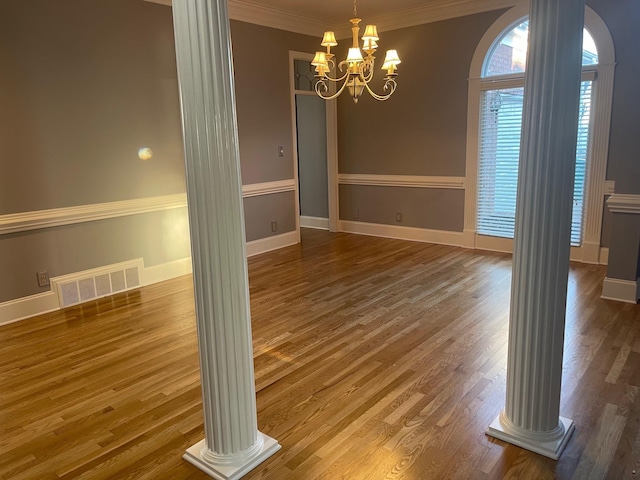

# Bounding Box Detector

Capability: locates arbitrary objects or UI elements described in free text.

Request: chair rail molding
[338,174,465,190]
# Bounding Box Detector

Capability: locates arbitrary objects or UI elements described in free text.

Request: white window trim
[463,1,616,265]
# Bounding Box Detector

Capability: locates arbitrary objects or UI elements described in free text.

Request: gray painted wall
[231,21,319,186]
[587,0,640,196]
[0,0,185,213]
[606,213,640,281]
[336,11,503,230]
[340,185,464,232]
[337,11,503,179]
[296,95,329,219]
[0,2,317,304]
[244,192,297,242]
[0,208,191,303]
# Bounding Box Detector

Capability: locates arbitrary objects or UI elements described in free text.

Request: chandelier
[311,0,401,103]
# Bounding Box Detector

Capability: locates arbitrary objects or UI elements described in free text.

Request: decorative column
[171,1,280,479]
[486,0,585,459]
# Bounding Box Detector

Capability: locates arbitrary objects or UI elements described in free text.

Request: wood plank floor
[1,228,639,479]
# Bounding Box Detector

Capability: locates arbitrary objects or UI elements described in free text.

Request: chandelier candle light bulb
[311,0,400,103]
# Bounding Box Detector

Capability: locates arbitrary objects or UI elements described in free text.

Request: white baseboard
[0,291,59,327]
[599,247,609,265]
[246,230,299,257]
[141,257,193,286]
[601,277,639,304]
[300,216,329,230]
[475,234,514,254]
[339,220,465,248]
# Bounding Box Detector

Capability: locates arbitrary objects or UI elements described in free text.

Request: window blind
[477,81,593,246]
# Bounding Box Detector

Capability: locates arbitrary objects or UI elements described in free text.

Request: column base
[486,413,575,460]
[183,432,281,480]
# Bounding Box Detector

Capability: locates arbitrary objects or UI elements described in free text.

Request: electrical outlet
[278,146,284,157]
[271,221,277,232]
[37,271,50,287]
[396,212,402,222]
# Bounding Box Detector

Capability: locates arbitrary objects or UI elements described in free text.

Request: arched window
[463,4,615,264]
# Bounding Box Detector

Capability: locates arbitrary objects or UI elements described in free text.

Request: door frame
[289,50,339,236]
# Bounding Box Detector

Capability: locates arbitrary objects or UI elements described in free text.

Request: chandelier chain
[353,0,357,18]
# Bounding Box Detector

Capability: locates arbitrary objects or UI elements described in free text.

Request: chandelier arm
[362,78,397,101]
[319,69,351,83]
[360,62,375,83]
[315,75,352,101]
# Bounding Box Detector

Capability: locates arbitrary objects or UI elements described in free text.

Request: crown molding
[353,0,517,37]
[144,0,517,39]
[143,0,331,37]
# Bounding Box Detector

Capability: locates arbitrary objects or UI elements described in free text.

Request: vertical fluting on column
[487,0,584,460]
[172,0,280,478]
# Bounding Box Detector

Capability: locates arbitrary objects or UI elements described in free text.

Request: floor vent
[51,259,144,308]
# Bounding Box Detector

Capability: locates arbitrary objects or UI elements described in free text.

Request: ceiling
[145,0,518,37]
[240,0,460,25]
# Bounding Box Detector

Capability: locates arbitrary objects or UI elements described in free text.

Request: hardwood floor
[1,228,638,479]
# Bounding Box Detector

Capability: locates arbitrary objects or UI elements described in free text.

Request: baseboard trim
[0,291,59,327]
[300,216,329,230]
[601,277,639,304]
[339,220,465,248]
[246,231,299,257]
[141,257,193,286]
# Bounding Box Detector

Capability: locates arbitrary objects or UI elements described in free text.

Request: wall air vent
[50,259,144,308]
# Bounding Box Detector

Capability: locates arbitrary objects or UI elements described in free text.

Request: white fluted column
[486,0,584,460]
[171,1,280,478]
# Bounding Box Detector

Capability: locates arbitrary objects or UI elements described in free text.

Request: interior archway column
[486,0,585,459]
[171,0,280,478]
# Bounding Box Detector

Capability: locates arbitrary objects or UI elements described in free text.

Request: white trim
[242,179,296,198]
[601,277,639,304]
[604,180,616,196]
[0,181,297,235]
[339,174,465,189]
[228,1,332,37]
[141,257,193,286]
[487,415,575,460]
[357,0,517,37]
[326,89,339,233]
[246,230,298,257]
[144,0,331,37]
[600,247,609,265]
[607,194,640,214]
[289,51,307,246]
[300,216,329,230]
[0,291,59,327]
[290,50,339,236]
[184,435,281,480]
[339,220,465,248]
[475,234,513,254]
[0,193,188,236]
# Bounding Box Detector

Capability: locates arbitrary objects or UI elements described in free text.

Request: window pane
[294,59,318,91]
[572,80,593,245]
[477,82,593,246]
[478,87,524,238]
[483,21,598,77]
